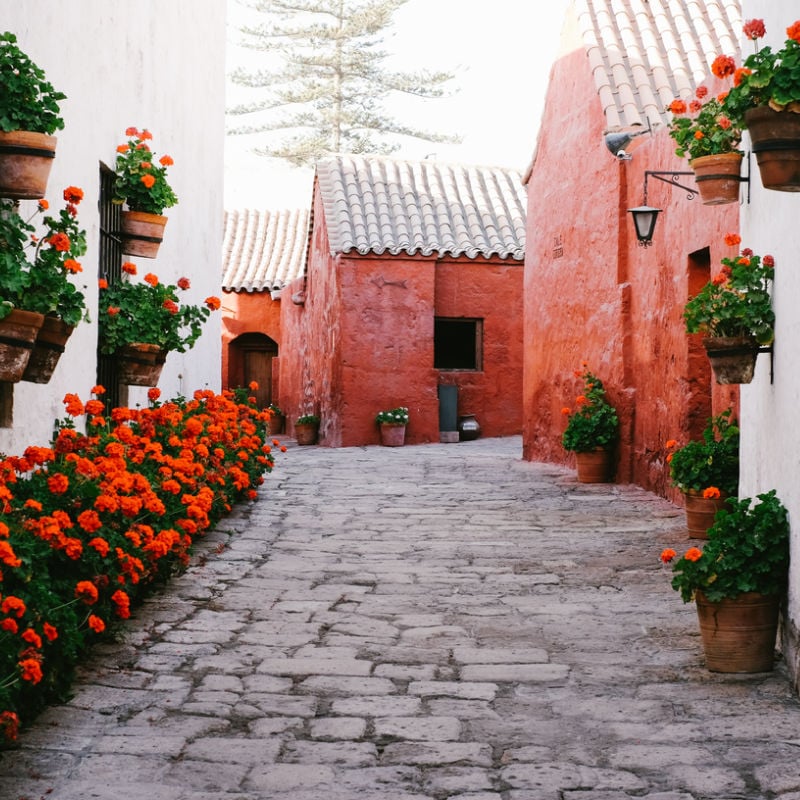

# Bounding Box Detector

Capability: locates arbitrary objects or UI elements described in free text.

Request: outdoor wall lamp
[627,170,696,247]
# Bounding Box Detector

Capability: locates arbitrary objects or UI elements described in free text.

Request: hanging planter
[119,210,168,259]
[0,131,57,200]
[0,309,44,382]
[702,335,760,384]
[21,315,74,384]
[116,342,167,386]
[745,106,800,192]
[689,151,743,205]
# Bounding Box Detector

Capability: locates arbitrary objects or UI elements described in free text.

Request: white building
[1,2,225,453]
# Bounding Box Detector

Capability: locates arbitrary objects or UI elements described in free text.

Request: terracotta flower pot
[294,422,319,445]
[695,591,781,673]
[683,489,729,539]
[745,106,800,192]
[116,342,167,386]
[21,315,74,384]
[268,413,285,435]
[120,210,168,258]
[702,336,760,385]
[0,309,44,382]
[0,131,57,200]
[574,448,613,483]
[689,152,743,205]
[379,423,406,447]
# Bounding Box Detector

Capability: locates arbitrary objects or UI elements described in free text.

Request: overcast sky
[224,0,572,209]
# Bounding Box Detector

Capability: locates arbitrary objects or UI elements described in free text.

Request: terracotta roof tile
[315,155,526,261]
[221,208,310,293]
[573,0,742,131]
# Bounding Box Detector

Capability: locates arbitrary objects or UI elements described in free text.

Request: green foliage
[683,237,774,343]
[98,270,218,355]
[663,491,790,603]
[667,93,742,161]
[561,368,619,453]
[268,403,284,416]
[228,0,459,166]
[376,406,409,425]
[723,21,800,122]
[113,127,178,216]
[0,190,88,326]
[0,32,65,134]
[296,414,319,425]
[666,410,739,495]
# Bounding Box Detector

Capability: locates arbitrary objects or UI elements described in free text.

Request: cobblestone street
[3,436,800,799]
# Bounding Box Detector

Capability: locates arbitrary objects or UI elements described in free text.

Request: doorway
[229,333,278,409]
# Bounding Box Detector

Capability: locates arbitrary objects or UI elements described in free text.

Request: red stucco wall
[523,45,739,500]
[278,178,525,447]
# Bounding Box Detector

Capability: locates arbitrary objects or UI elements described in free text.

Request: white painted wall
[738,0,800,685]
[0,1,225,452]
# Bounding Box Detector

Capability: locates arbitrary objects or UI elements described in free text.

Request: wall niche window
[434,318,483,371]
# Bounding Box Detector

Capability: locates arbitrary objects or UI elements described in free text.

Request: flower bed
[0,384,284,743]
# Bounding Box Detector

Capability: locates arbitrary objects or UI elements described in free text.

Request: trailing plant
[661,490,789,603]
[665,409,739,495]
[561,366,619,453]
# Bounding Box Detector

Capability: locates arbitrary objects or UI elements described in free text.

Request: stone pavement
[3,436,800,800]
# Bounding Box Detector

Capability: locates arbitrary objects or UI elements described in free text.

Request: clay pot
[574,449,613,483]
[116,342,167,386]
[120,210,168,258]
[379,423,406,447]
[689,152,743,205]
[745,106,800,191]
[22,315,74,384]
[683,489,729,539]
[294,422,319,445]
[0,131,57,199]
[702,336,760,384]
[0,309,44,382]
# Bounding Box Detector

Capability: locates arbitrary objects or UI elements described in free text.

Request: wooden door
[243,349,272,409]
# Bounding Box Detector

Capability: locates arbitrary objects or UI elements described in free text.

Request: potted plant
[113,127,178,258]
[375,406,409,447]
[267,403,285,435]
[561,366,619,483]
[665,409,739,538]
[294,413,320,446]
[666,76,743,205]
[98,265,220,385]
[0,32,66,199]
[721,18,800,190]
[683,233,774,384]
[0,187,88,382]
[660,490,789,672]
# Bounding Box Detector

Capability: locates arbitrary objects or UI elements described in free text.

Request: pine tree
[228,0,459,166]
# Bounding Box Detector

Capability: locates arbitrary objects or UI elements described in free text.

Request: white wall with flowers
[0,1,225,454]
[738,0,800,689]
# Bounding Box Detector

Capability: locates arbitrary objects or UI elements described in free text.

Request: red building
[278,154,527,447]
[523,0,742,499]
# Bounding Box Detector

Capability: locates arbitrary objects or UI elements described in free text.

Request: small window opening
[434,318,482,370]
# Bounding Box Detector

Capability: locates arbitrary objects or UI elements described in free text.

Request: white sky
[224,0,572,209]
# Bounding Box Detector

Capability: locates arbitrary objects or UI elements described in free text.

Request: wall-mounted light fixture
[627,170,696,247]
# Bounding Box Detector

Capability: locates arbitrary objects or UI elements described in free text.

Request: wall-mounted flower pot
[574,448,613,483]
[22,315,74,384]
[116,342,167,386]
[745,106,800,192]
[379,423,406,446]
[689,152,743,205]
[683,489,728,539]
[0,131,57,200]
[695,591,780,673]
[120,210,168,258]
[702,335,760,384]
[0,309,44,382]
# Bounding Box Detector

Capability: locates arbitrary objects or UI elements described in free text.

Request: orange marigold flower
[148,387,161,401]
[88,537,110,557]
[0,619,18,633]
[92,384,106,395]
[0,711,19,742]
[22,628,42,649]
[98,278,108,289]
[87,615,105,633]
[63,186,84,204]
[85,399,105,417]
[77,510,103,533]
[23,498,42,511]
[19,659,43,684]
[47,473,69,494]
[43,622,58,642]
[75,580,99,604]
[702,486,721,499]
[723,232,741,247]
[144,272,159,286]
[684,547,703,562]
[140,174,156,189]
[122,261,137,275]
[0,541,21,568]
[2,596,26,618]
